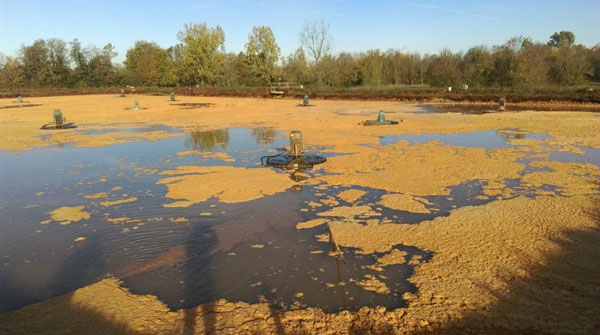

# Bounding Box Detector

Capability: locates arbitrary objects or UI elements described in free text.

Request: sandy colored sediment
[316,205,380,219]
[157,166,294,206]
[379,193,431,214]
[177,150,235,162]
[84,192,109,199]
[100,197,138,207]
[377,249,408,266]
[355,274,391,294]
[296,218,329,230]
[45,206,91,225]
[318,141,526,197]
[1,95,599,334]
[107,217,142,224]
[521,161,600,196]
[337,189,366,203]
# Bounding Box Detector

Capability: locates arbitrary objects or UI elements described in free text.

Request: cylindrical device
[289,130,304,156]
[498,97,506,111]
[303,95,309,106]
[377,111,386,123]
[53,109,63,127]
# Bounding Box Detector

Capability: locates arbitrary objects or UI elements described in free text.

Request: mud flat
[0,95,599,334]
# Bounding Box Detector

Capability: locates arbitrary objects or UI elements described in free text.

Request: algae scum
[0,124,598,315]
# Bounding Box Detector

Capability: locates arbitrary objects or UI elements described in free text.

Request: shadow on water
[406,192,600,335]
[185,129,230,151]
[180,221,218,335]
[0,230,133,335]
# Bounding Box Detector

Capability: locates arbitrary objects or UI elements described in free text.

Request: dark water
[415,104,600,114]
[0,125,597,314]
[379,129,550,149]
[0,127,425,314]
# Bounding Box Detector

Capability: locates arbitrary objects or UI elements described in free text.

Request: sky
[1,0,599,63]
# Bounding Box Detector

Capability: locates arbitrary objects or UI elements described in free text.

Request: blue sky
[1,0,599,63]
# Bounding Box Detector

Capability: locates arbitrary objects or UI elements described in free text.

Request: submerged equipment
[40,109,77,130]
[261,130,326,170]
[362,111,399,125]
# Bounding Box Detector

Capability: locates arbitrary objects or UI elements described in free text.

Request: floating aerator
[261,130,326,171]
[498,97,506,111]
[362,111,399,125]
[40,109,77,130]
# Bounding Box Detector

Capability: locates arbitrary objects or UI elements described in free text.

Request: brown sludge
[1,95,599,334]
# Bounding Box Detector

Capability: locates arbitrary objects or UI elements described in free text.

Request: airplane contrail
[409,3,501,22]
[231,0,405,28]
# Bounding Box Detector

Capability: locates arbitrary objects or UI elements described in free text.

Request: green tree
[177,23,226,86]
[282,48,309,85]
[245,26,281,84]
[548,45,591,85]
[358,49,385,86]
[0,56,25,88]
[19,39,51,86]
[88,43,117,86]
[514,42,551,86]
[590,44,600,82]
[46,38,70,85]
[427,49,461,87]
[69,39,89,86]
[461,46,492,87]
[334,52,360,87]
[548,31,575,48]
[125,41,172,86]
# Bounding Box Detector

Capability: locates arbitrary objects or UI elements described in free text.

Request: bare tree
[299,19,332,64]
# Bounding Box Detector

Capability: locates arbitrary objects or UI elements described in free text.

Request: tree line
[1,22,599,90]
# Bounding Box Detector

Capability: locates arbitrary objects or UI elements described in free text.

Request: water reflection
[498,131,526,140]
[250,127,277,146]
[185,129,230,151]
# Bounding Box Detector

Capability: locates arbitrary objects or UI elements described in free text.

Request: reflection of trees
[498,130,526,141]
[185,129,229,151]
[250,127,276,145]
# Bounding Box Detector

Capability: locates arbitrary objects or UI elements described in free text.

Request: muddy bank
[3,87,600,104]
